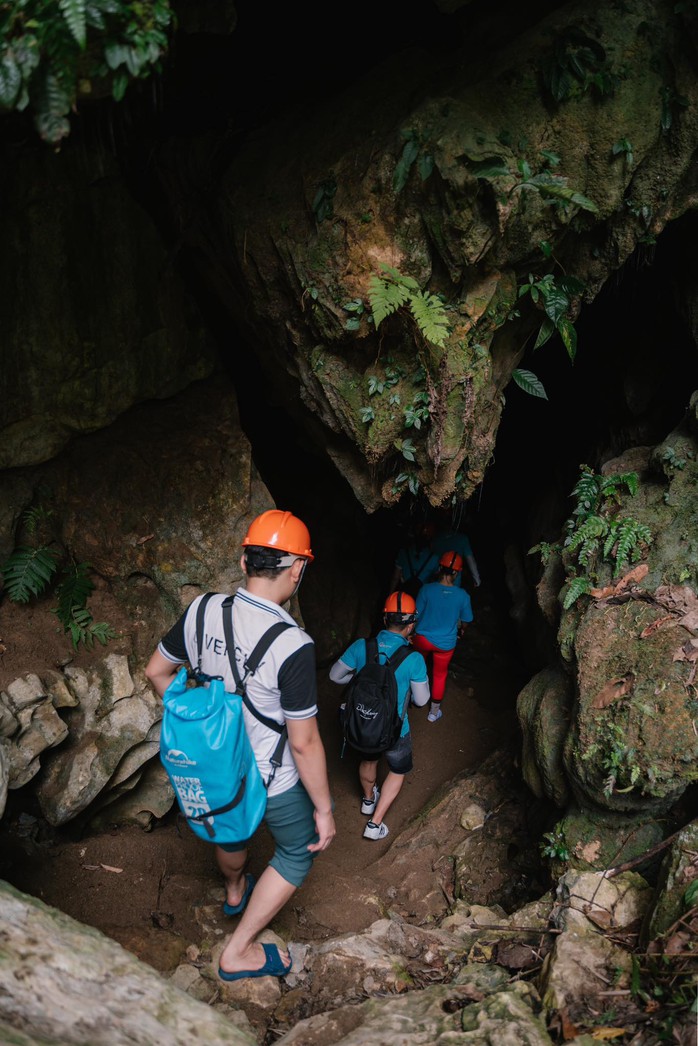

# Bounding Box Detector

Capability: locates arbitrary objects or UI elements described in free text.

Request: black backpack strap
[365,636,379,664]
[222,597,294,787]
[387,642,413,725]
[193,592,219,678]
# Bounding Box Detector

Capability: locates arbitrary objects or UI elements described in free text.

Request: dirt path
[0,587,526,974]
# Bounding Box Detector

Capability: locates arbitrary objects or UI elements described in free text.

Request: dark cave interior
[5,0,697,673]
[84,2,698,673]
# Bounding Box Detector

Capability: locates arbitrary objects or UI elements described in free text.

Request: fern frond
[368,275,410,328]
[562,575,592,609]
[59,0,87,49]
[612,518,652,576]
[570,466,600,516]
[54,562,94,626]
[566,515,607,554]
[1,546,59,603]
[409,291,449,347]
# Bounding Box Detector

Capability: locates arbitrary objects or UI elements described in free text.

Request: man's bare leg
[215,847,249,909]
[372,771,404,825]
[219,866,296,975]
[359,759,378,803]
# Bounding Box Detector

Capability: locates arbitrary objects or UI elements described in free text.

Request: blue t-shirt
[430,531,474,588]
[416,582,473,651]
[338,631,428,737]
[396,545,440,584]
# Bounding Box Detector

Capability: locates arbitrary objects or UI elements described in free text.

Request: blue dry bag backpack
[160,593,292,846]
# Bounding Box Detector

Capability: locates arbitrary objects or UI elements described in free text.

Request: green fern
[368,265,449,348]
[563,575,592,609]
[409,290,449,348]
[607,518,652,576]
[54,561,95,625]
[59,603,116,651]
[59,0,87,49]
[1,546,59,602]
[565,515,607,565]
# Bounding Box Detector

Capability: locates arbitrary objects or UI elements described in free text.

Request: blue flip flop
[218,942,292,982]
[222,873,256,917]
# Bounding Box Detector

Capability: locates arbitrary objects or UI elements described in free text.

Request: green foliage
[530,465,652,610]
[583,720,641,796]
[540,823,571,861]
[312,174,337,223]
[516,159,598,215]
[393,128,434,195]
[511,368,548,399]
[518,271,586,362]
[342,298,367,332]
[368,264,449,348]
[1,505,115,650]
[1,545,59,602]
[541,26,620,103]
[612,137,634,168]
[0,1,173,145]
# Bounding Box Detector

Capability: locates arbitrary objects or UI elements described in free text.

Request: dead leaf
[615,564,649,591]
[679,610,698,633]
[100,863,123,873]
[136,533,155,545]
[591,674,635,710]
[591,1029,628,1040]
[640,614,676,639]
[672,640,698,664]
[560,1007,579,1041]
[586,908,613,930]
[590,584,616,599]
[82,864,100,871]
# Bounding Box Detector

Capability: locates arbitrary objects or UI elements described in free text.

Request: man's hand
[308,809,336,852]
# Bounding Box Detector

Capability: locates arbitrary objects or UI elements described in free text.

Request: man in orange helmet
[329,591,430,841]
[146,509,335,982]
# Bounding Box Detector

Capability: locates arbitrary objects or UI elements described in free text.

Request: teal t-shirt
[338,631,428,737]
[415,582,473,651]
[430,530,474,588]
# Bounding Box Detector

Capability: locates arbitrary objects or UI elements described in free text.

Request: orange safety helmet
[383,591,417,620]
[242,509,314,561]
[439,550,463,572]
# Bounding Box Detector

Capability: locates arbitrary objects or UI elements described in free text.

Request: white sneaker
[360,786,380,816]
[363,820,389,840]
[427,706,443,723]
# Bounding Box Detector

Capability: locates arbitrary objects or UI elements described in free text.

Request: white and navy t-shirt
[157,588,317,799]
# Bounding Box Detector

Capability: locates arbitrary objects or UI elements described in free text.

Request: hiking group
[145,506,478,984]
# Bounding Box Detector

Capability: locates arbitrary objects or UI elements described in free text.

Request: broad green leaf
[512,369,548,399]
[533,317,555,350]
[393,137,419,194]
[0,52,21,108]
[541,285,569,327]
[418,153,434,181]
[468,157,510,179]
[558,316,577,361]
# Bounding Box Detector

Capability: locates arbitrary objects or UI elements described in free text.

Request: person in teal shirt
[413,552,473,722]
[430,521,481,589]
[329,592,430,840]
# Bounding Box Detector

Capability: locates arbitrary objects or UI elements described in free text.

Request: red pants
[411,634,454,704]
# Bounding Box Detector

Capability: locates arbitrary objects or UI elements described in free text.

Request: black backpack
[341,638,412,757]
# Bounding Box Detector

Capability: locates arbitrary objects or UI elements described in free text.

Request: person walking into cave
[430,510,481,590]
[412,551,473,723]
[145,509,335,982]
[389,520,440,599]
[329,591,430,841]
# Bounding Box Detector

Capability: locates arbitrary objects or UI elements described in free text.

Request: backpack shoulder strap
[222,598,293,735]
[387,643,412,670]
[194,592,218,675]
[364,636,379,665]
[388,642,413,724]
